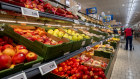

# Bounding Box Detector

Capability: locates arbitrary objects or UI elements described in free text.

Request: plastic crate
[71,40,83,52]
[94,50,112,59]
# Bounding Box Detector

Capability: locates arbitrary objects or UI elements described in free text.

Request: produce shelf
[1,36,112,79]
[0,1,73,22]
[0,1,101,26]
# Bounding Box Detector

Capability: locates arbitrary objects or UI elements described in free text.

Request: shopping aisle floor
[110,39,140,79]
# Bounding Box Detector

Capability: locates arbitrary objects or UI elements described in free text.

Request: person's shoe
[130,49,132,51]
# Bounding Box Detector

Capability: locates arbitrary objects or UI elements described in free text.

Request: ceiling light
[122,4,125,6]
[108,11,110,13]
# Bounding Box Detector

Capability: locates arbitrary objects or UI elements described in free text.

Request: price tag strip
[91,39,93,43]
[100,41,103,45]
[8,72,27,79]
[39,61,57,75]
[82,41,86,46]
[74,20,79,24]
[21,7,39,17]
[85,23,89,26]
[86,46,91,51]
[64,52,70,55]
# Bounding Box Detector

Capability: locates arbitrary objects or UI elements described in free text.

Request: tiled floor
[110,39,140,79]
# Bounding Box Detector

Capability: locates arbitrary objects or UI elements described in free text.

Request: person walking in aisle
[113,28,118,34]
[124,28,133,51]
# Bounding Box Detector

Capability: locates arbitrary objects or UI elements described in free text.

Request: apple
[3,36,9,42]
[3,48,16,57]
[0,53,2,56]
[0,55,12,70]
[12,53,26,64]
[2,44,14,50]
[9,64,15,68]
[17,49,28,55]
[16,45,26,51]
[26,52,37,62]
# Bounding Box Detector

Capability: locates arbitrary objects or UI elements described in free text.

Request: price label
[82,41,86,46]
[91,39,93,43]
[21,7,39,17]
[100,41,103,45]
[102,36,105,39]
[0,28,4,31]
[86,46,91,51]
[64,52,70,55]
[85,23,89,26]
[74,20,79,24]
[39,61,57,75]
[8,72,27,79]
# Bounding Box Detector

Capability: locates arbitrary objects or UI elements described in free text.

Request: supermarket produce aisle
[111,39,140,79]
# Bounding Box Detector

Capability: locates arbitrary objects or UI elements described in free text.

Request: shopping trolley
[120,35,134,50]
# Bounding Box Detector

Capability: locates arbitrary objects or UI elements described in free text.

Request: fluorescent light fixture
[122,4,125,6]
[125,0,137,26]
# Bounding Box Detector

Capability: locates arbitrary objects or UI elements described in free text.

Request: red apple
[17,49,28,55]
[26,52,37,62]
[0,55,12,70]
[16,45,26,52]
[12,53,26,64]
[3,48,16,57]
[2,36,9,42]
[58,41,63,44]
[9,64,15,68]
[0,53,2,56]
[2,44,14,50]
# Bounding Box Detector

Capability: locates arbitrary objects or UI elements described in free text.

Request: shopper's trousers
[125,36,132,50]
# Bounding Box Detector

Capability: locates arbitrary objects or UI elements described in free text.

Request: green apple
[72,35,78,41]
[54,29,59,34]
[85,36,90,39]
[48,29,54,34]
[67,29,72,34]
[64,29,68,32]
[68,36,72,40]
[63,34,69,38]
[58,31,64,38]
